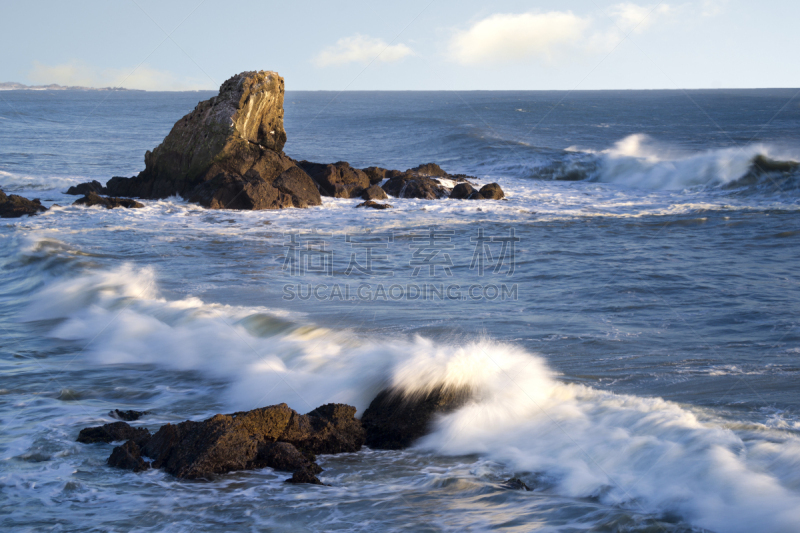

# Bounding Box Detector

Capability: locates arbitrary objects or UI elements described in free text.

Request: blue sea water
[1,88,800,532]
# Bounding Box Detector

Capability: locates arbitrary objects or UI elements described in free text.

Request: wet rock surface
[73,192,144,209]
[501,477,531,491]
[475,183,505,200]
[66,180,107,196]
[356,200,393,209]
[361,387,472,450]
[0,190,48,218]
[77,422,152,447]
[107,440,151,472]
[361,183,388,201]
[382,175,450,200]
[110,409,150,422]
[76,403,365,481]
[298,161,370,198]
[449,182,476,199]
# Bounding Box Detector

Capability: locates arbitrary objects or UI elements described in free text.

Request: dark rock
[382,175,449,200]
[66,180,107,196]
[110,409,149,422]
[77,421,151,447]
[286,468,323,485]
[501,477,531,491]
[409,163,448,177]
[361,183,388,201]
[363,167,404,185]
[107,440,151,472]
[273,166,322,208]
[361,387,471,450]
[0,191,48,218]
[141,403,363,479]
[449,182,475,199]
[476,183,505,200]
[356,201,393,209]
[298,161,370,198]
[256,442,319,473]
[102,71,294,207]
[73,192,144,209]
[188,171,295,210]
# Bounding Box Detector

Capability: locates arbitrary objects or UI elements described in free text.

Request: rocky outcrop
[0,190,47,218]
[139,402,363,480]
[298,161,370,198]
[96,71,319,211]
[73,192,144,209]
[356,201,393,209]
[107,440,150,472]
[361,183,388,201]
[66,180,107,195]
[77,421,152,447]
[361,387,471,449]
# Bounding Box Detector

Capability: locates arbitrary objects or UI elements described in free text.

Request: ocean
[1,88,799,532]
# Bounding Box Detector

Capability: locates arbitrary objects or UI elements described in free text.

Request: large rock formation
[0,190,48,218]
[99,71,319,210]
[361,387,471,449]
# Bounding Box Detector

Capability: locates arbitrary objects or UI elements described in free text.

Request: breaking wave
[18,251,800,533]
[545,134,800,193]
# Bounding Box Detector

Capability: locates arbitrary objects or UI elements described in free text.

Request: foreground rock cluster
[64,70,505,211]
[0,190,48,218]
[78,385,470,484]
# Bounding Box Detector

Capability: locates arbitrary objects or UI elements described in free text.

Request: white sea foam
[586,134,800,191]
[20,259,800,533]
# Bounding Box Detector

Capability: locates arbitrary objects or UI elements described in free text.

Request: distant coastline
[0,82,142,91]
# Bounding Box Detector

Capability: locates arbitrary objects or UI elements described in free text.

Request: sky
[1,0,798,91]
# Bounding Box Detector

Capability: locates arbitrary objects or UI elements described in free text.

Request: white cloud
[28,61,211,91]
[609,3,672,33]
[314,35,413,67]
[449,11,590,66]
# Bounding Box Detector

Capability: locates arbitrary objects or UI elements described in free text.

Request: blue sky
[1,0,798,90]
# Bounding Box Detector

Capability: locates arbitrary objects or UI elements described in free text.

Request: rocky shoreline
[1,70,504,218]
[78,385,468,485]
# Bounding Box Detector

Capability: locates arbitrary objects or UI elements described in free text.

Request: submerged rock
[73,192,144,209]
[501,477,531,491]
[0,190,48,218]
[77,421,151,447]
[298,161,370,198]
[361,387,471,449]
[110,409,150,422]
[107,440,151,472]
[356,200,393,209]
[286,468,324,485]
[66,180,107,196]
[140,402,364,479]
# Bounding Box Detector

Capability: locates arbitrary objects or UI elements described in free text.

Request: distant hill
[0,82,142,91]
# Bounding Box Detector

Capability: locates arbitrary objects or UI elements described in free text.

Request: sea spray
[21,260,800,532]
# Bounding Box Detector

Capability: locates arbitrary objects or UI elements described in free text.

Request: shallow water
[1,89,799,532]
